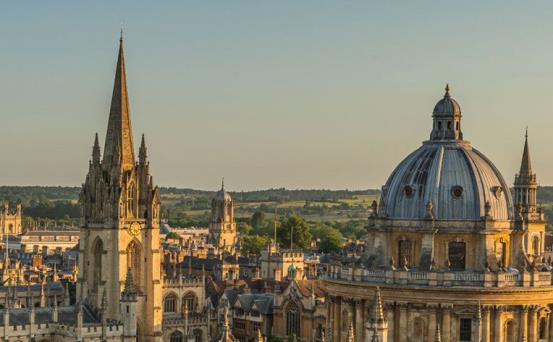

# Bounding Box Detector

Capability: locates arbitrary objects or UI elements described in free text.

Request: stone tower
[209,181,237,255]
[79,36,162,342]
[0,203,22,237]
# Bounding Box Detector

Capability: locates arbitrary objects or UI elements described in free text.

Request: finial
[444,83,451,97]
[120,28,123,42]
[221,177,225,191]
[525,126,528,140]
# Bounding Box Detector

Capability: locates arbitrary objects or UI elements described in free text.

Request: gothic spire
[102,35,135,172]
[519,128,533,176]
[92,133,101,163]
[139,134,147,165]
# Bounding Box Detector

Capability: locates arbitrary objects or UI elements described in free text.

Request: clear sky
[2,1,553,191]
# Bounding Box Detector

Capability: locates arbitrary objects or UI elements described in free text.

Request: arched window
[398,240,412,268]
[504,320,515,342]
[8,224,13,234]
[495,240,506,266]
[126,240,142,290]
[448,241,466,271]
[182,292,198,313]
[286,302,301,337]
[533,236,540,256]
[170,331,184,342]
[164,294,177,313]
[92,238,103,294]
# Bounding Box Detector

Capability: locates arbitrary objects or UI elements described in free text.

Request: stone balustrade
[326,264,553,288]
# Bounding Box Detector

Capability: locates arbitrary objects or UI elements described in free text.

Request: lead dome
[379,85,513,221]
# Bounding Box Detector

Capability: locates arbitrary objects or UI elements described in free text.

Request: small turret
[367,287,388,342]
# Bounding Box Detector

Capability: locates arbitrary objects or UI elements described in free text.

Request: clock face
[128,222,141,236]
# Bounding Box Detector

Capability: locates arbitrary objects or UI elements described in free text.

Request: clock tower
[79,36,162,342]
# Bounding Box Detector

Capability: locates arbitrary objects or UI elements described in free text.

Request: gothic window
[127,183,136,218]
[286,302,301,337]
[170,331,184,342]
[126,240,142,290]
[91,238,103,294]
[459,318,472,341]
[164,294,177,313]
[182,292,198,312]
[398,240,412,268]
[533,236,540,255]
[448,241,466,271]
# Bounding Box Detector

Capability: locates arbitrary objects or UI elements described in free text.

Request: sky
[2,1,553,191]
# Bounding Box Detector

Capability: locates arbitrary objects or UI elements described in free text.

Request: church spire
[519,127,532,176]
[102,35,135,172]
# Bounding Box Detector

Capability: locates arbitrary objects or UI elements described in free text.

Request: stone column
[494,306,503,342]
[521,306,529,342]
[398,303,408,342]
[482,306,491,342]
[528,306,538,342]
[354,299,363,342]
[442,304,452,342]
[427,305,438,342]
[337,296,342,342]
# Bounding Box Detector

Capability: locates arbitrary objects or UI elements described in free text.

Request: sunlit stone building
[324,86,552,342]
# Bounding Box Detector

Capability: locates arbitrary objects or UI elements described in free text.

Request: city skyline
[2,2,553,190]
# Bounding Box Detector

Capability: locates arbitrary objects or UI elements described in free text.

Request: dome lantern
[430,84,463,141]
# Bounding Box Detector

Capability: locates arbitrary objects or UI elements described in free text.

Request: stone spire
[139,134,147,165]
[372,287,384,322]
[102,35,135,172]
[519,128,532,176]
[121,268,138,301]
[514,128,539,218]
[92,133,101,164]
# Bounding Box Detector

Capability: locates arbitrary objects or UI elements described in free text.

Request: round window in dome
[451,186,463,199]
[404,185,415,198]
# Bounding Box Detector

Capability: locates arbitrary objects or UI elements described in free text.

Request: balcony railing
[325,264,553,288]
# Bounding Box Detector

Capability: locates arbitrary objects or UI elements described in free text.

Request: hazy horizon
[3,2,553,191]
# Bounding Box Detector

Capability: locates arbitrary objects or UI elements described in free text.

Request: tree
[242,235,268,255]
[237,222,253,235]
[166,232,181,240]
[251,211,266,229]
[318,227,343,253]
[277,215,312,250]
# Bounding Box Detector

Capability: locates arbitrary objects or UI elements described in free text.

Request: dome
[214,179,232,202]
[433,84,461,116]
[380,141,513,221]
[214,189,232,202]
